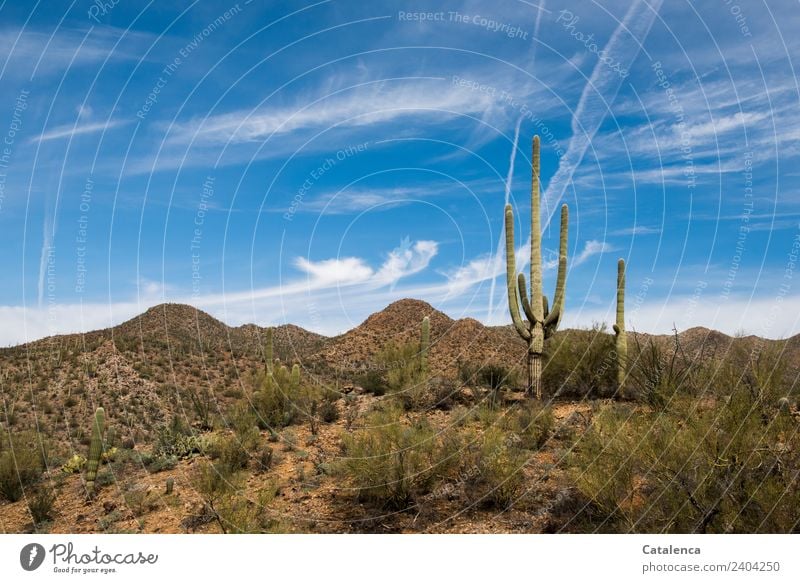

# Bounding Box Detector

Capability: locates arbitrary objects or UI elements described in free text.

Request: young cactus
[265,327,274,375]
[613,259,627,393]
[420,316,430,376]
[505,135,569,399]
[85,407,105,498]
[291,364,300,390]
[165,477,174,495]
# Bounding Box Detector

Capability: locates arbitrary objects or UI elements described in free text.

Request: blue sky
[1,0,799,345]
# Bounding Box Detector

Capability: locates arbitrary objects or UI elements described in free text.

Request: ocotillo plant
[85,407,105,498]
[505,135,569,399]
[613,259,627,392]
[420,316,430,376]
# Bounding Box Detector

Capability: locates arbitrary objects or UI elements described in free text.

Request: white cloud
[573,239,613,266]
[32,119,128,143]
[300,187,426,215]
[166,79,498,147]
[612,225,661,236]
[682,111,769,140]
[293,256,373,286]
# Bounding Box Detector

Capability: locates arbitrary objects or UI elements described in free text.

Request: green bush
[338,406,458,509]
[252,366,309,429]
[571,350,800,533]
[461,427,527,509]
[381,341,423,393]
[356,370,388,396]
[500,401,554,450]
[28,485,56,526]
[318,399,340,423]
[543,326,617,399]
[208,435,250,475]
[0,432,45,502]
[625,332,697,407]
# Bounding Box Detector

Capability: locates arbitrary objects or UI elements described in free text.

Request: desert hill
[1,299,797,449]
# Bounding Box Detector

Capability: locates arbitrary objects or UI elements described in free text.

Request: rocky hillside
[318,299,527,378]
[2,299,798,449]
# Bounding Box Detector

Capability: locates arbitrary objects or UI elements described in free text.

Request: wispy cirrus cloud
[165,78,500,147]
[542,0,664,226]
[612,225,661,236]
[31,119,128,143]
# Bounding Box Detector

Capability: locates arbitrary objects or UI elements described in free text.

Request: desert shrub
[461,427,527,509]
[0,432,45,502]
[457,358,478,385]
[500,401,554,450]
[184,386,216,430]
[571,362,800,533]
[193,459,238,503]
[227,402,261,452]
[191,458,282,533]
[28,485,56,526]
[543,325,617,399]
[255,445,274,472]
[623,332,698,407]
[208,435,250,475]
[378,341,422,392]
[251,366,309,429]
[338,406,458,509]
[357,370,388,396]
[95,469,116,488]
[318,399,339,423]
[477,363,513,392]
[123,486,160,517]
[428,377,458,410]
[475,363,517,406]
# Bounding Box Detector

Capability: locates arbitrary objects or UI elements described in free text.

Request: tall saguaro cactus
[505,136,569,399]
[85,407,105,498]
[420,316,430,376]
[613,258,627,392]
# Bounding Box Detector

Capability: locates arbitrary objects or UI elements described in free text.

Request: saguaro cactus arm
[543,204,569,332]
[517,273,537,324]
[504,205,531,341]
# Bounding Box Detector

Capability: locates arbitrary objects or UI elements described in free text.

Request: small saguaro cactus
[265,327,274,375]
[613,259,627,392]
[505,135,569,399]
[85,407,105,498]
[165,477,174,495]
[291,364,300,390]
[420,316,430,375]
